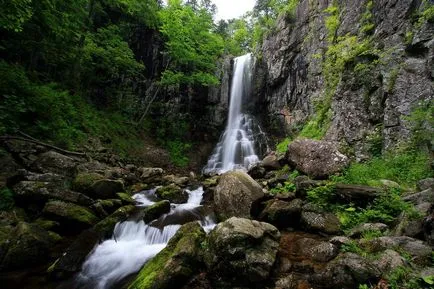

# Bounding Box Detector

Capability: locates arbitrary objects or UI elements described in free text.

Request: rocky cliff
[255,0,433,159]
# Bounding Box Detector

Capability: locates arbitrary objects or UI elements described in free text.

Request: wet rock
[214,171,264,220]
[91,179,125,199]
[13,181,94,206]
[143,200,171,223]
[316,252,380,289]
[360,236,432,265]
[31,151,77,176]
[116,192,135,205]
[0,222,52,271]
[128,222,206,289]
[156,184,188,203]
[286,140,349,179]
[72,172,104,193]
[43,201,99,232]
[402,188,434,205]
[137,167,164,183]
[373,249,405,274]
[417,178,434,191]
[348,223,389,238]
[259,198,302,228]
[93,205,136,239]
[205,217,280,286]
[300,210,341,235]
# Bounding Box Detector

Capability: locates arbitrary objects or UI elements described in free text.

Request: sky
[213,0,256,20]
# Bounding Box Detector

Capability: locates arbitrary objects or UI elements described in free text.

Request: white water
[203,53,260,175]
[76,187,215,289]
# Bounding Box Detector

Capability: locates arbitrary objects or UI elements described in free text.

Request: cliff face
[256,0,433,159]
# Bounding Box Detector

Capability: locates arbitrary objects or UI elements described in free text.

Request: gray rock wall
[256,0,433,158]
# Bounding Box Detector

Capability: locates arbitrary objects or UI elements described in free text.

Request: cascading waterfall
[74,187,215,289]
[203,53,262,174]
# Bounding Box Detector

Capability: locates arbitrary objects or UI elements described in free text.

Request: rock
[329,236,351,247]
[248,164,267,179]
[286,140,349,179]
[128,222,206,289]
[137,167,164,183]
[116,192,135,205]
[262,153,281,170]
[296,238,339,263]
[348,223,389,238]
[316,253,380,289]
[417,178,434,191]
[259,198,302,228]
[30,151,77,176]
[373,250,405,274]
[49,205,136,279]
[33,218,59,231]
[393,202,431,239]
[402,188,434,205]
[162,175,189,186]
[156,184,188,203]
[72,172,104,193]
[91,179,125,199]
[360,236,432,265]
[214,171,264,220]
[334,184,383,205]
[97,199,123,214]
[294,176,325,197]
[202,176,219,189]
[275,273,311,289]
[205,217,280,286]
[13,181,94,206]
[76,161,109,173]
[43,201,99,232]
[423,211,434,246]
[300,210,341,235]
[1,222,53,270]
[143,200,171,223]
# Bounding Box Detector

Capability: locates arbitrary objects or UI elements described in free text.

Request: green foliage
[306,183,335,207]
[276,137,291,154]
[333,150,432,188]
[269,181,296,195]
[159,0,224,86]
[418,0,434,26]
[341,240,367,256]
[324,2,340,43]
[360,0,374,35]
[0,0,33,32]
[0,187,14,211]
[406,100,434,150]
[299,118,328,140]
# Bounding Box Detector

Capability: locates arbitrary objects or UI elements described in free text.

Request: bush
[276,137,291,154]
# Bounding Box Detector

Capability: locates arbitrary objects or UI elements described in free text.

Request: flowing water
[203,53,263,175]
[74,187,215,289]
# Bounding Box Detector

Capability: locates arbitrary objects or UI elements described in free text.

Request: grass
[276,137,292,154]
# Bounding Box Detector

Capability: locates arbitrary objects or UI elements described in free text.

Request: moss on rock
[156,184,188,203]
[143,200,171,223]
[72,172,104,193]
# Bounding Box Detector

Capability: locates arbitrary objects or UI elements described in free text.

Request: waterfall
[203,53,261,175]
[74,187,216,289]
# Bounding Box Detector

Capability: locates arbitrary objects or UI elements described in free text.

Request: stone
[137,167,164,183]
[143,200,171,223]
[30,151,77,176]
[214,171,264,220]
[348,223,389,238]
[393,202,431,239]
[248,164,267,179]
[156,184,188,203]
[294,176,325,197]
[286,140,349,179]
[334,184,383,205]
[373,249,405,274]
[13,181,94,206]
[43,201,99,232]
[329,236,351,247]
[261,153,281,170]
[316,253,380,289]
[116,192,135,205]
[1,222,53,270]
[91,179,125,199]
[300,211,341,235]
[296,238,339,263]
[402,188,434,205]
[259,198,303,228]
[417,178,434,191]
[205,217,280,286]
[72,172,104,193]
[128,222,206,289]
[423,210,434,246]
[162,175,189,186]
[93,205,136,239]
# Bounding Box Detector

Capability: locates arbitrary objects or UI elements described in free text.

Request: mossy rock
[99,199,123,214]
[143,201,171,223]
[33,218,60,231]
[128,222,205,289]
[43,200,100,232]
[72,172,104,193]
[0,222,53,270]
[91,179,125,199]
[116,192,135,205]
[156,184,188,203]
[94,205,136,238]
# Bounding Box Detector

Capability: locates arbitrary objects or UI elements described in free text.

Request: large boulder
[205,217,280,286]
[0,222,53,271]
[143,201,171,223]
[43,201,99,232]
[214,171,264,220]
[259,198,303,228]
[286,140,349,179]
[31,151,78,176]
[128,222,206,289]
[315,253,380,289]
[91,179,125,199]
